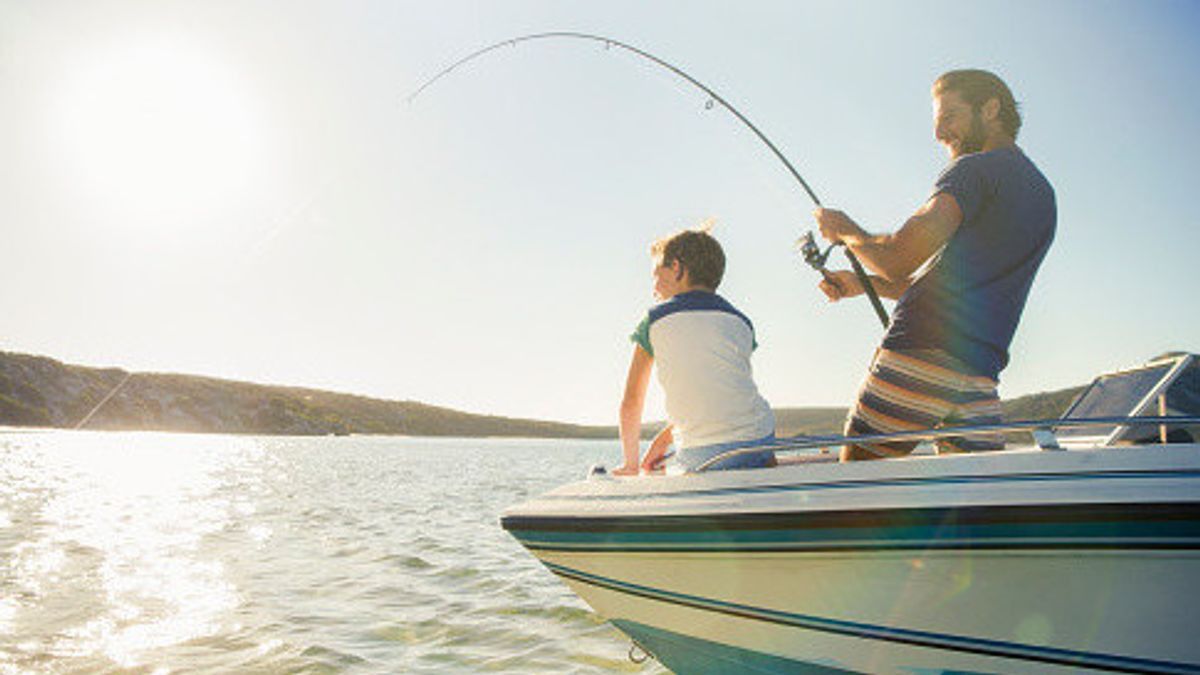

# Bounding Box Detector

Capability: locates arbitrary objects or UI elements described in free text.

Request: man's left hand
[818,269,863,302]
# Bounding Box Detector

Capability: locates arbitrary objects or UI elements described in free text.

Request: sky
[1,0,1197,425]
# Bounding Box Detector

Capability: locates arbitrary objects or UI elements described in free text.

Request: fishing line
[68,171,349,430]
[408,31,889,328]
[74,371,133,429]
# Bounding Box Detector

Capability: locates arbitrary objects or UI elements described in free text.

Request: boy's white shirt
[649,309,774,450]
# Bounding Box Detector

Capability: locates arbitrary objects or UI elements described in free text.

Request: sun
[50,36,263,227]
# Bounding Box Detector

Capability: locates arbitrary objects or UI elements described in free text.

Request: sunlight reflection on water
[3,432,263,670]
[0,431,654,674]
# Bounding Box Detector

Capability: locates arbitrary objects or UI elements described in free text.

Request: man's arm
[814,192,964,283]
[819,270,910,301]
[615,345,654,476]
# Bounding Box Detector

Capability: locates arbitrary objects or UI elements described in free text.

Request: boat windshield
[1057,354,1197,444]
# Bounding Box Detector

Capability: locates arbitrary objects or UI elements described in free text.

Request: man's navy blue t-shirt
[883,146,1056,380]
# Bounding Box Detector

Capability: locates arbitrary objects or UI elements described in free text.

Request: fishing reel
[796,231,837,276]
[796,231,890,327]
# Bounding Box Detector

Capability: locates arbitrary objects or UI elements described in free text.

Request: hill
[773,407,848,437]
[0,351,614,438]
[1001,385,1087,423]
[0,350,1101,438]
[770,386,1088,440]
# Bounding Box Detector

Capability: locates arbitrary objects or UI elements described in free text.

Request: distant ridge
[0,351,613,438]
[0,350,1100,438]
[770,384,1088,439]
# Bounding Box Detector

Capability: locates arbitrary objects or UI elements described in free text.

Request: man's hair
[933,69,1022,140]
[651,228,725,290]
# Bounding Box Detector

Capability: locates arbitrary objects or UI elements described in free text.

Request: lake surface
[0,431,667,674]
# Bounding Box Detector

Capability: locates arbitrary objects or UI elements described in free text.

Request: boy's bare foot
[612,463,640,476]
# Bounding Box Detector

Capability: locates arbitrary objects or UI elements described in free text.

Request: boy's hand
[612,463,640,477]
[640,454,668,472]
[639,424,674,474]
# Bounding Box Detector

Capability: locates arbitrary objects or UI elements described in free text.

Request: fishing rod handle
[843,248,890,328]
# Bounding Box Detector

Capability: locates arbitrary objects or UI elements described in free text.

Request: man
[814,69,1056,461]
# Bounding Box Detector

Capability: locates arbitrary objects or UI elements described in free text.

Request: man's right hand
[813,208,864,246]
[819,270,864,302]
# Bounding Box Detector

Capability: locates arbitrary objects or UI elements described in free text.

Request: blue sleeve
[630,314,653,357]
[934,156,987,226]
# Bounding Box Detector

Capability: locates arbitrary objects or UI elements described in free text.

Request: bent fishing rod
[408,31,889,328]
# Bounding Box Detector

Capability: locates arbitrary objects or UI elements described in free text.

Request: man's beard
[955,111,987,156]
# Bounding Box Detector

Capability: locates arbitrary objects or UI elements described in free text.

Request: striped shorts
[844,348,1004,460]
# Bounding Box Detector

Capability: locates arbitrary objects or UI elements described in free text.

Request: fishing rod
[408,31,890,328]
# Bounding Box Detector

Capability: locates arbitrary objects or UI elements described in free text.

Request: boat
[501,353,1200,673]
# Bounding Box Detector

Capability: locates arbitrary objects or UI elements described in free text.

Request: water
[0,431,667,674]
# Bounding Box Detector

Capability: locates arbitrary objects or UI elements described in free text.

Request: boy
[614,228,776,476]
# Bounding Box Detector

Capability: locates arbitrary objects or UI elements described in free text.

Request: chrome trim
[1030,427,1063,451]
[692,416,1200,472]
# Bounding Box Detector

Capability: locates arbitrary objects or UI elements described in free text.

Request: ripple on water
[298,643,372,669]
[487,602,603,628]
[433,563,482,582]
[378,552,435,570]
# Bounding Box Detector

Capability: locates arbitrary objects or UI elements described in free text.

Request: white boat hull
[503,445,1200,673]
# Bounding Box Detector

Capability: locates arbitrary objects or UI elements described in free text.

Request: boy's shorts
[845,348,1004,459]
[670,434,777,474]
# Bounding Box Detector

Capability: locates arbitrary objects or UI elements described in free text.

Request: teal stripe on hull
[504,502,1200,552]
[512,522,1200,551]
[610,619,856,674]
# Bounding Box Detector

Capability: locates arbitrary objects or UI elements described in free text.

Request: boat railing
[692,415,1200,472]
